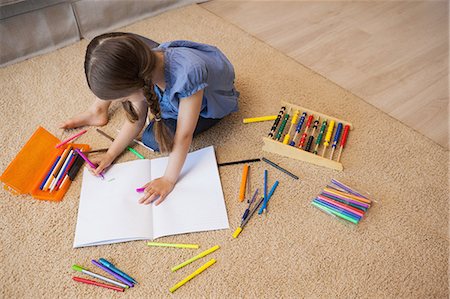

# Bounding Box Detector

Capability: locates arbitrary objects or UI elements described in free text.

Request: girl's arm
[91,99,148,176]
[139,90,203,205]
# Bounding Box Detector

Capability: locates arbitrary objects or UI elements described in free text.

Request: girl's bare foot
[60,105,109,129]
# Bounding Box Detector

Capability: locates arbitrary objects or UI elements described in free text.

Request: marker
[74,148,104,179]
[99,258,137,284]
[263,169,268,212]
[71,265,129,289]
[239,165,249,202]
[243,115,277,123]
[241,189,259,222]
[146,242,199,249]
[171,245,220,272]
[136,187,145,193]
[40,157,60,190]
[96,128,144,159]
[217,158,261,167]
[92,260,133,287]
[169,259,216,293]
[50,150,74,192]
[56,130,87,148]
[232,196,265,238]
[72,276,124,292]
[261,157,299,180]
[258,181,279,215]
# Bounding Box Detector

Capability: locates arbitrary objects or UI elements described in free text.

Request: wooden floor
[201,1,449,149]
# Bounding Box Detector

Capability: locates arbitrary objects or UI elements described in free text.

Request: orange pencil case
[0,126,90,201]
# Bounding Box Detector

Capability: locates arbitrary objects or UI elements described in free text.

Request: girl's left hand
[138,177,175,206]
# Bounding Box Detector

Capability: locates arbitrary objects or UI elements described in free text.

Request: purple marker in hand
[74,148,105,179]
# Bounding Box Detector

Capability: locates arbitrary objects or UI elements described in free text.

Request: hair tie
[154,113,162,122]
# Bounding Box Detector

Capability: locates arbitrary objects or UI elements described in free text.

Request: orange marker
[239,165,249,202]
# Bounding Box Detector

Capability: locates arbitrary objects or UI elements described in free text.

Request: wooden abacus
[263,101,353,171]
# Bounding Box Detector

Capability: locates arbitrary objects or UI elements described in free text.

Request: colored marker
[171,245,220,272]
[261,157,299,180]
[329,123,343,159]
[233,196,265,238]
[170,259,216,293]
[50,150,74,192]
[72,276,124,292]
[136,187,145,193]
[71,265,129,289]
[55,154,77,190]
[92,260,133,287]
[74,148,104,179]
[243,115,277,123]
[99,258,137,284]
[331,178,368,199]
[241,189,259,222]
[258,181,279,215]
[146,242,199,249]
[218,158,261,167]
[40,157,60,190]
[96,128,145,159]
[239,165,249,202]
[56,129,87,148]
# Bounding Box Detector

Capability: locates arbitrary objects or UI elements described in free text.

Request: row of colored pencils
[312,179,372,224]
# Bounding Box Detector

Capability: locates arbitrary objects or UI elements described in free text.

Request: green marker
[72,264,128,289]
[127,147,145,159]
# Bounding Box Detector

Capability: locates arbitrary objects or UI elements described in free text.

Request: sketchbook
[73,146,229,248]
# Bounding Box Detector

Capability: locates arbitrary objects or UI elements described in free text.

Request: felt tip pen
[72,276,124,292]
[74,149,104,179]
[99,258,137,284]
[92,260,133,287]
[71,265,129,289]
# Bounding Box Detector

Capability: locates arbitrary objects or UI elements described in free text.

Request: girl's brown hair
[84,32,173,153]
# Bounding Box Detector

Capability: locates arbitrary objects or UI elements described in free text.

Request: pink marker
[136,187,145,193]
[74,148,104,179]
[56,130,87,148]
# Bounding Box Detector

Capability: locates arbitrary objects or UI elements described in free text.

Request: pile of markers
[72,258,137,292]
[268,106,351,161]
[312,179,372,224]
[39,146,85,192]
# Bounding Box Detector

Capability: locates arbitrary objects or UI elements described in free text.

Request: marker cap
[72,265,83,272]
[232,227,242,238]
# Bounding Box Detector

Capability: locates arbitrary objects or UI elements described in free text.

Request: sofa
[0,0,201,67]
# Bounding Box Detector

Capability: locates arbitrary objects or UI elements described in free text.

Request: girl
[60,32,239,206]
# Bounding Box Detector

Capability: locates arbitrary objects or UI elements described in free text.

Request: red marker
[72,276,125,292]
[336,125,350,162]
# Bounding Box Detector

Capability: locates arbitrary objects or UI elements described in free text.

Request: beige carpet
[0,4,448,298]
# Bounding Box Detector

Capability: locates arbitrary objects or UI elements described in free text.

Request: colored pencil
[261,157,299,180]
[218,158,261,167]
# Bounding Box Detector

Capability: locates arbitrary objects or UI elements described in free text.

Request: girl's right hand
[88,152,115,176]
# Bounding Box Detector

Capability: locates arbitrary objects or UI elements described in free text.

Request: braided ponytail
[143,82,174,153]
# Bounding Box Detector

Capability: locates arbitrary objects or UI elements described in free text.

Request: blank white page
[73,159,153,248]
[152,146,229,239]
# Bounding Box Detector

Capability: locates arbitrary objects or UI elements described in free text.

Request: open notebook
[73,146,229,248]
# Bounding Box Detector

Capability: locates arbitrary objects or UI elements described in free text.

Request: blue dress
[153,40,239,119]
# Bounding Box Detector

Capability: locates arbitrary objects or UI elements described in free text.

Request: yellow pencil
[171,245,220,272]
[169,259,216,293]
[146,242,199,249]
[243,115,277,124]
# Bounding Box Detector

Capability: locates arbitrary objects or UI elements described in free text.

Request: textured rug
[0,4,448,298]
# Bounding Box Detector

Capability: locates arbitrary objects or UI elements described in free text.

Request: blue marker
[99,258,137,284]
[259,180,279,215]
[40,157,60,190]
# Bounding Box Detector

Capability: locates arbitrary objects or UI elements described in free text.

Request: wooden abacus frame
[262,101,353,171]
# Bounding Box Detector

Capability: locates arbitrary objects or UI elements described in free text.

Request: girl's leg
[142,117,221,152]
[60,98,111,129]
